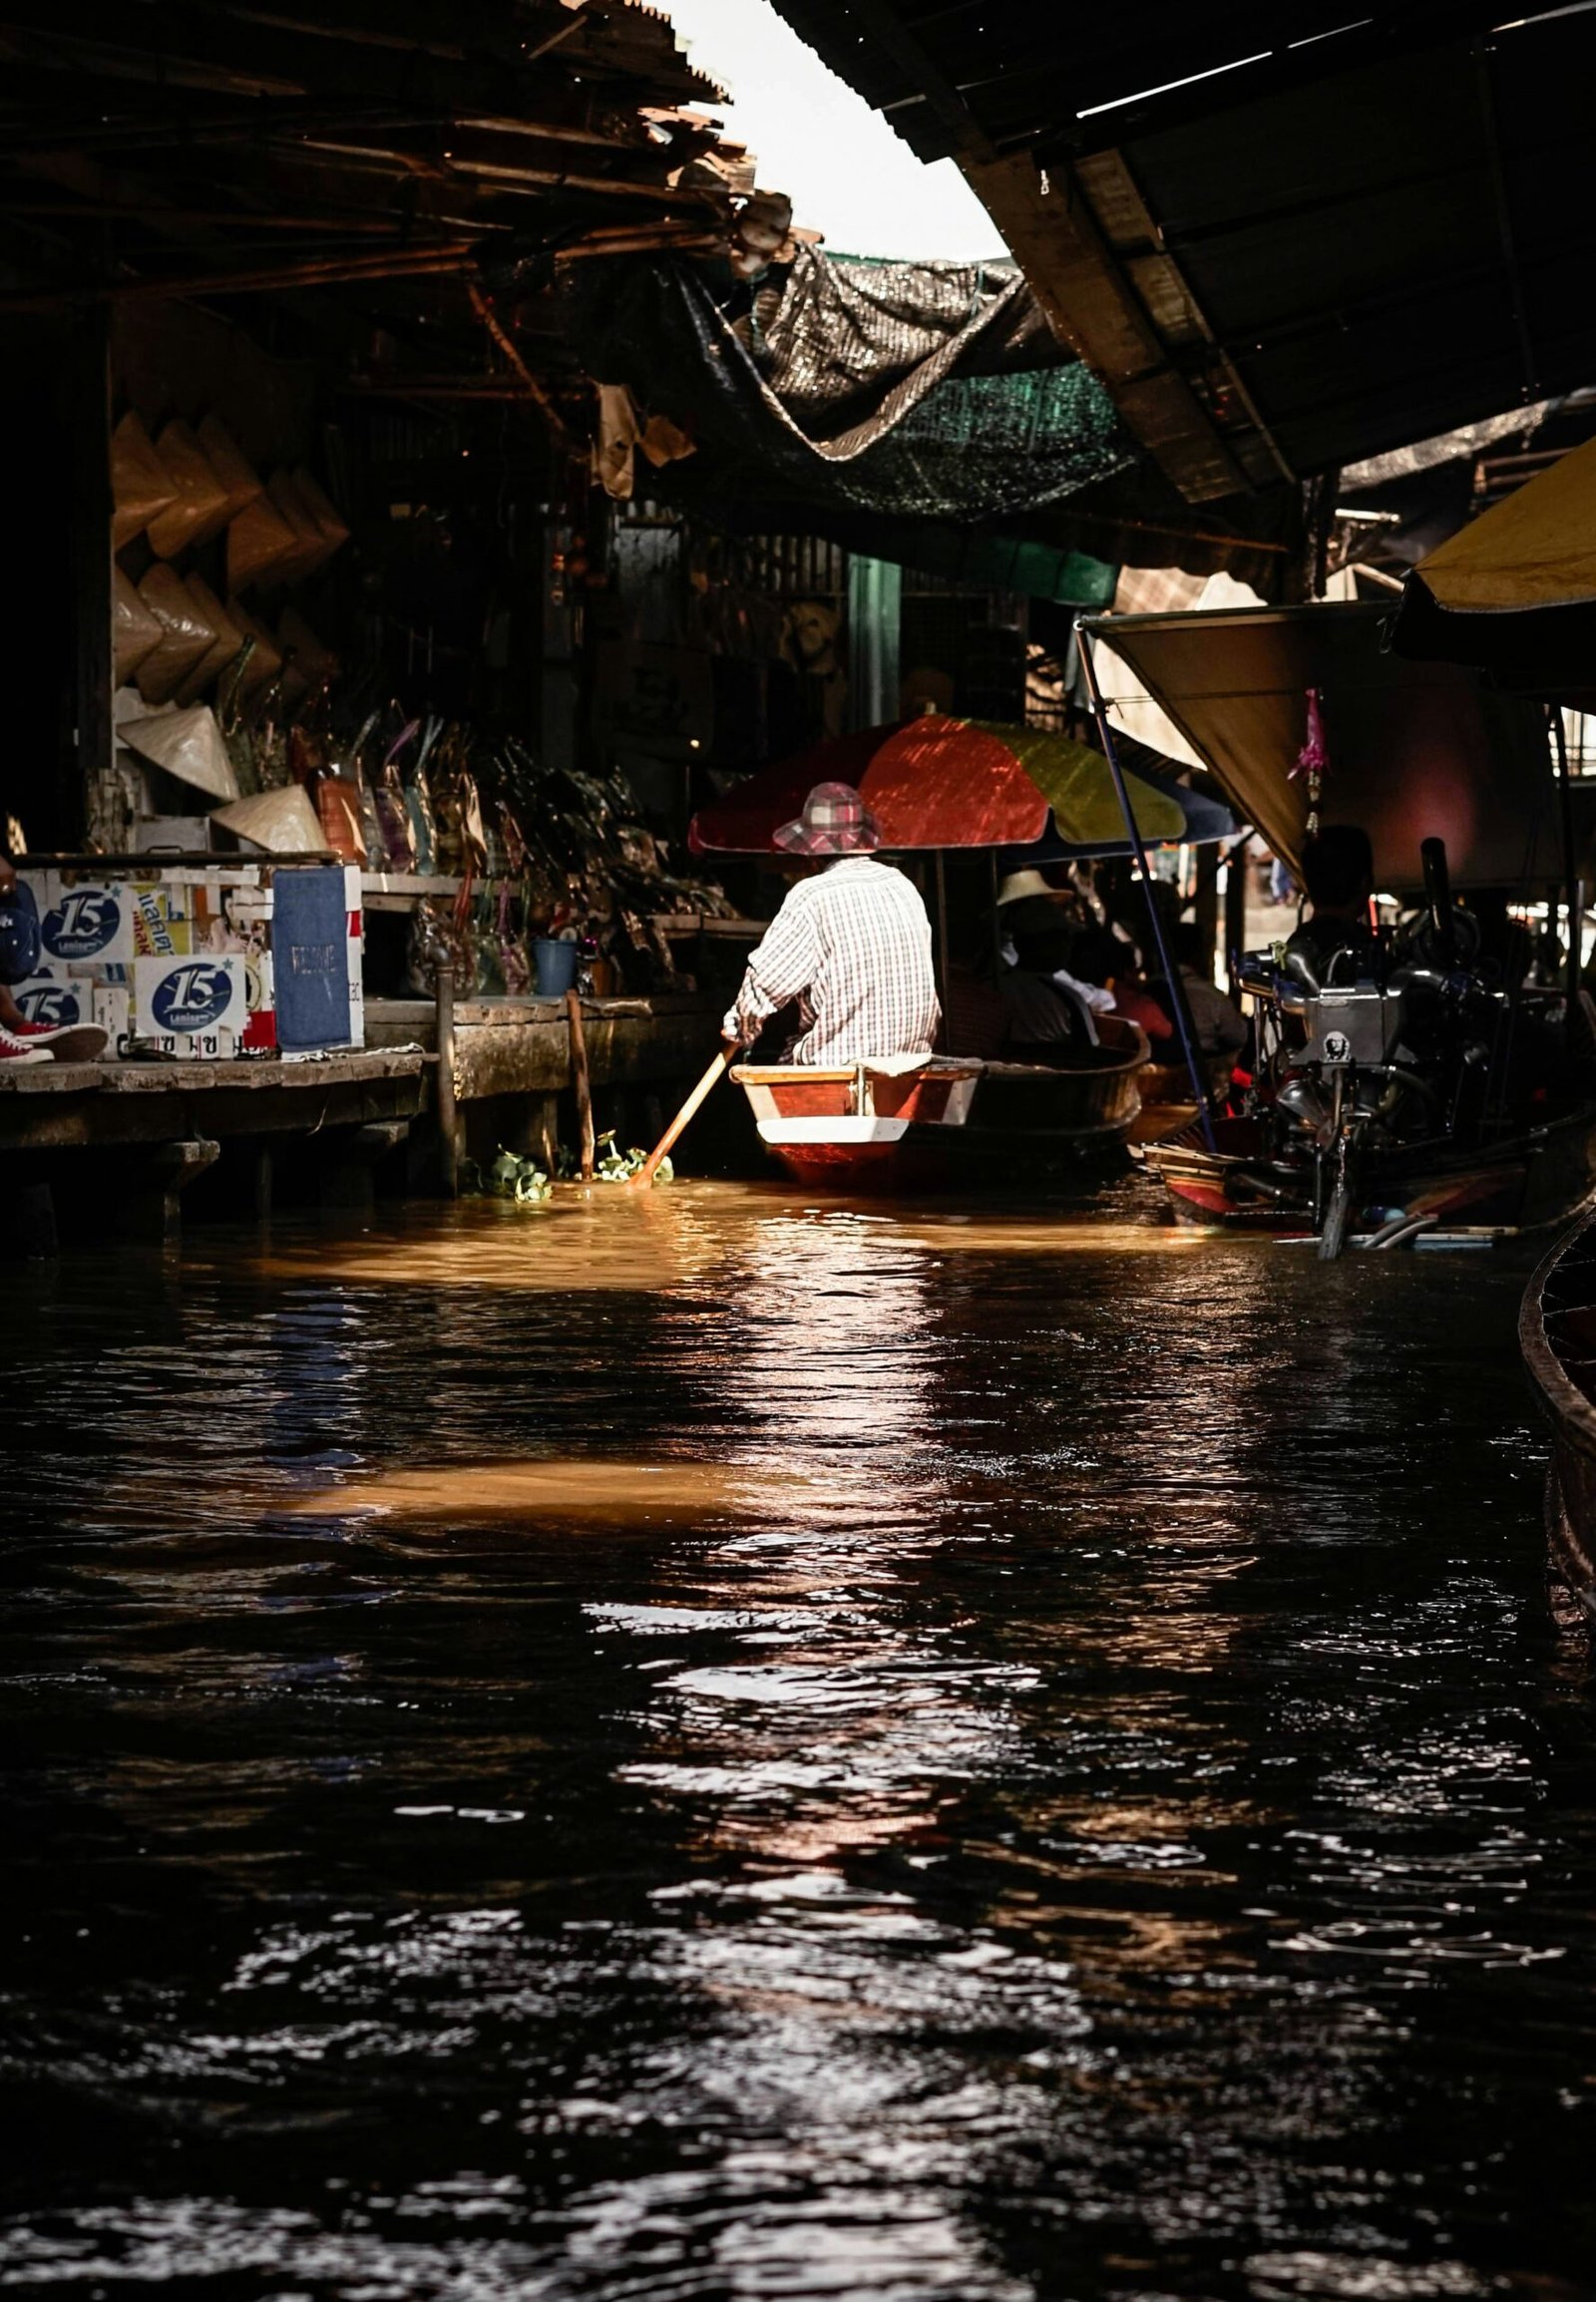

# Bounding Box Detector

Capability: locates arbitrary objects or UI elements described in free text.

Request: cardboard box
[132,817,217,855]
[36,879,135,966]
[91,981,133,1052]
[133,953,246,1058]
[23,862,350,1062]
[32,876,192,968]
[10,974,97,1029]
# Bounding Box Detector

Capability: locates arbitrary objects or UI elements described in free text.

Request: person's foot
[6,1021,109,1062]
[0,1024,53,1064]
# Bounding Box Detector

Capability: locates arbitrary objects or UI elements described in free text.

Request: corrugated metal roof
[770,0,1596,498]
[769,2,1514,162]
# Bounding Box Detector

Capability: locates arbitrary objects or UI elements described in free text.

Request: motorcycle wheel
[1318,1166,1355,1261]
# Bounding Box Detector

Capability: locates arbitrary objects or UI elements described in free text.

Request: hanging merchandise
[264,469,328,585]
[196,414,264,527]
[374,719,421,872]
[211,784,327,853]
[277,606,339,703]
[146,421,229,560]
[473,881,506,994]
[111,411,177,550]
[175,576,243,703]
[497,882,532,994]
[351,721,385,871]
[226,489,299,593]
[216,636,260,794]
[114,568,165,686]
[405,717,440,875]
[225,598,285,697]
[306,749,364,863]
[120,702,240,803]
[136,565,219,703]
[1290,686,1330,839]
[292,467,351,568]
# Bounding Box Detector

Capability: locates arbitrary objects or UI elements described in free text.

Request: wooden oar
[565,988,596,1182]
[629,1044,734,1189]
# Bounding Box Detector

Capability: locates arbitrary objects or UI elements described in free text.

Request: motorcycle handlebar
[1420,837,1456,966]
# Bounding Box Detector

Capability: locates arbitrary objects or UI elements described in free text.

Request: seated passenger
[1003,924,1110,1055]
[1285,823,1380,985]
[721,782,940,1065]
[1146,925,1249,1061]
[1068,922,1175,1047]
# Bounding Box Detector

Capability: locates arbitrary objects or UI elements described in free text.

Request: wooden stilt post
[566,987,595,1181]
[434,959,458,1197]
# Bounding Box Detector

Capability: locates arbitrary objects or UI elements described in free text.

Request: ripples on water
[3,1180,1596,2301]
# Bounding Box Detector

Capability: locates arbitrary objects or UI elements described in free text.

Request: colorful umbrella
[687,714,1188,855]
[1003,744,1236,866]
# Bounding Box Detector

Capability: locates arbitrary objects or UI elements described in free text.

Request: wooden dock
[0,994,724,1252]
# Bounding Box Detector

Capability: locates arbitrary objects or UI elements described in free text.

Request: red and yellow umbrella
[688,714,1187,854]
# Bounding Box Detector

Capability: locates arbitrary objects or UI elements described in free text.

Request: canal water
[4,1182,1595,2302]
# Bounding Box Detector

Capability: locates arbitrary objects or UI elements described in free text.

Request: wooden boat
[1132,1049,1236,1145]
[1521,1208,1596,1614]
[732,1016,1149,1192]
[1140,1102,1596,1237]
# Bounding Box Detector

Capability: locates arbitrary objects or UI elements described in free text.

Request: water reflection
[3,1200,1596,2301]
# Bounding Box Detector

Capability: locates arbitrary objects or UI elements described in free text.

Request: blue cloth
[272,867,352,1052]
[0,876,41,986]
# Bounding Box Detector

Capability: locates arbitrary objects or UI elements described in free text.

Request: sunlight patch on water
[255,1185,1212,1304]
[287,1457,775,1526]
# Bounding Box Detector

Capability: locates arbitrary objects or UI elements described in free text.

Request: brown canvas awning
[1086,602,1558,888]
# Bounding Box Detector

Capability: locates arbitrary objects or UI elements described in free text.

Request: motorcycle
[1140,839,1596,1257]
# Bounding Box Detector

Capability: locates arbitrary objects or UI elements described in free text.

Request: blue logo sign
[16,981,86,1026]
[43,888,123,959]
[151,962,233,1033]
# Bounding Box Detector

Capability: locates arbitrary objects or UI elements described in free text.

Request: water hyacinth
[462,1147,553,1205]
[594,1129,670,1184]
[463,1136,671,1199]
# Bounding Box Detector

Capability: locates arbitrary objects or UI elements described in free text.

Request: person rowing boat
[720,781,940,1065]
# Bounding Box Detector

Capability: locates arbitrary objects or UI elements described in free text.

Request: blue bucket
[534,938,580,997]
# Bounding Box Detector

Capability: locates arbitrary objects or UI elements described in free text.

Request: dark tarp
[562,251,1306,597]
[1088,601,1559,887]
[568,250,1133,523]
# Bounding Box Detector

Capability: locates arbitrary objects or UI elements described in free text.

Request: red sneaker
[0,1025,52,1064]
[8,1020,108,1062]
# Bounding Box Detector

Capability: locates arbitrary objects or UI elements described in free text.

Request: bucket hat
[996,868,1063,907]
[772,780,880,856]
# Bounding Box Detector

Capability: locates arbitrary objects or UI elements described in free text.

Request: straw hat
[119,703,239,802]
[997,868,1062,907]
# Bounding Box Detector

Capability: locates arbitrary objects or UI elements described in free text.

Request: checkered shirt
[724,856,941,1065]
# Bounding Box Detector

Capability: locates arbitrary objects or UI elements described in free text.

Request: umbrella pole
[935,851,951,1008]
[1075,618,1218,1152]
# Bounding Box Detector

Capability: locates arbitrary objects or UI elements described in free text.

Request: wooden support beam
[466,280,574,445]
[0,0,717,137]
[0,198,425,233]
[962,149,1252,505]
[0,238,477,309]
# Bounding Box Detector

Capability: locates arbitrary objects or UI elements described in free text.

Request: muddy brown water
[4,1179,1595,2302]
